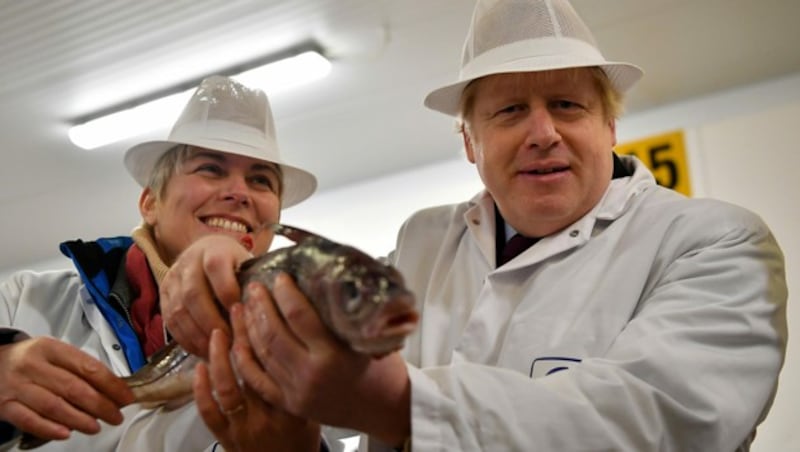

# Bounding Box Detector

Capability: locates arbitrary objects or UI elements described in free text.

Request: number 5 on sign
[615,130,691,196]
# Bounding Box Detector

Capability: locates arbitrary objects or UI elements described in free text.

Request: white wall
[5,72,799,450]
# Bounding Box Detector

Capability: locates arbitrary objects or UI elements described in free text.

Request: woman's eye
[250,174,277,191]
[196,163,224,175]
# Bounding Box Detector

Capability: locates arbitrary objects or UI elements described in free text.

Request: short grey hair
[146,145,194,200]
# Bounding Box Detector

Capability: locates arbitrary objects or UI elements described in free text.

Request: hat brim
[124,139,317,209]
[424,60,644,117]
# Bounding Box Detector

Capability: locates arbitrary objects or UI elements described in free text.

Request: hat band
[169,120,280,157]
[459,37,607,82]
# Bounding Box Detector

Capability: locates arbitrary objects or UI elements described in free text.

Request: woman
[0,75,322,451]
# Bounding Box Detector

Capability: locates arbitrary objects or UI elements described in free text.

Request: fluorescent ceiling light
[69,49,331,150]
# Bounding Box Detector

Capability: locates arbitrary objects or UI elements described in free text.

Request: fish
[125,223,419,404]
[17,223,418,449]
[238,223,419,357]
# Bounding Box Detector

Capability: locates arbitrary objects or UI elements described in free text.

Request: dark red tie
[499,234,538,266]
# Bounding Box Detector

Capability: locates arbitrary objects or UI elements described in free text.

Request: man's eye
[495,104,526,116]
[552,100,579,110]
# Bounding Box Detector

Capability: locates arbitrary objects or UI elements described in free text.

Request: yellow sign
[615,130,691,196]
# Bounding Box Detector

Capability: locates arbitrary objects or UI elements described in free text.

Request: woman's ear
[139,187,158,226]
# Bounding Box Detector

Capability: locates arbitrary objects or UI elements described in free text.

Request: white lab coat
[0,270,217,451]
[370,156,787,451]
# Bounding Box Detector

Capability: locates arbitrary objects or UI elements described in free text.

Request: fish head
[316,249,418,357]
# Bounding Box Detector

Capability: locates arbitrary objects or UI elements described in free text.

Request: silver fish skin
[15,224,418,449]
[122,340,200,407]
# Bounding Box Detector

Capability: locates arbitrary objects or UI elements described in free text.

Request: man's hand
[232,276,412,445]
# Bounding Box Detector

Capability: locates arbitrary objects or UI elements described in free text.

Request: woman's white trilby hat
[424,0,644,117]
[124,75,317,208]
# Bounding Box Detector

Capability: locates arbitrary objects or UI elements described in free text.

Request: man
[162,1,788,450]
[0,75,321,451]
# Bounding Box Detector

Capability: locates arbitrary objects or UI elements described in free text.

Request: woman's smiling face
[139,147,282,265]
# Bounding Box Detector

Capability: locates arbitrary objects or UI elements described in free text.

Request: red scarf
[126,244,165,357]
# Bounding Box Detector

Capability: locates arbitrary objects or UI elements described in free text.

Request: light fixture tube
[69,49,331,150]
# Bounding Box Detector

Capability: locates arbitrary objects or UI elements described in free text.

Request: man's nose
[523,107,560,150]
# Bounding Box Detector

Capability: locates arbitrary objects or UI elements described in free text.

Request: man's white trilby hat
[424,0,644,117]
[124,75,317,208]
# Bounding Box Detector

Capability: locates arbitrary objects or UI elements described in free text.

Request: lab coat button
[112,344,121,351]
[569,229,579,237]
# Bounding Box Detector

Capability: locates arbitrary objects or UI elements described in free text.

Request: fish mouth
[356,300,419,357]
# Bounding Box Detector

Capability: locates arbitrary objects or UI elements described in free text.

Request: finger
[30,347,131,426]
[14,381,102,435]
[3,402,71,442]
[203,243,248,311]
[163,311,209,358]
[242,282,302,383]
[272,272,334,351]
[208,329,245,416]
[160,271,216,357]
[178,258,231,337]
[230,302,284,407]
[193,362,227,434]
[64,351,135,409]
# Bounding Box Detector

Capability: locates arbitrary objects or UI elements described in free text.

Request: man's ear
[608,118,617,147]
[139,187,158,226]
[462,127,477,164]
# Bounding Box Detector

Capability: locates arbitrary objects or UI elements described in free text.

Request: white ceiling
[1,0,799,275]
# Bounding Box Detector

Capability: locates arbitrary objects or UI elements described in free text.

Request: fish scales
[17,223,418,449]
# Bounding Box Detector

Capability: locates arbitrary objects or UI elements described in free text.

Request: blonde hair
[146,145,193,200]
[458,67,624,134]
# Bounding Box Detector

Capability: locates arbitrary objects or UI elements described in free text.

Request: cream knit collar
[131,224,169,285]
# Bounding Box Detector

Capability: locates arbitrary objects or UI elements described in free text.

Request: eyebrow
[191,150,281,174]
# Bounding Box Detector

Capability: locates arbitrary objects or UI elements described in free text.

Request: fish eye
[342,280,361,312]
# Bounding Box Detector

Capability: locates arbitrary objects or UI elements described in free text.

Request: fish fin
[136,391,193,412]
[273,223,315,243]
[161,393,194,411]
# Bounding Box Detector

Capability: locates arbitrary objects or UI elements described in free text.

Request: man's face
[463,68,617,237]
[139,147,282,265]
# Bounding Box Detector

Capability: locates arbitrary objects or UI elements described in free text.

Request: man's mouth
[525,166,569,175]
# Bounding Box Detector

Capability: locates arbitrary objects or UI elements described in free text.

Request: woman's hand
[160,235,252,358]
[0,337,134,441]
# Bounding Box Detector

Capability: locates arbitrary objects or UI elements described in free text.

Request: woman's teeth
[205,217,248,233]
